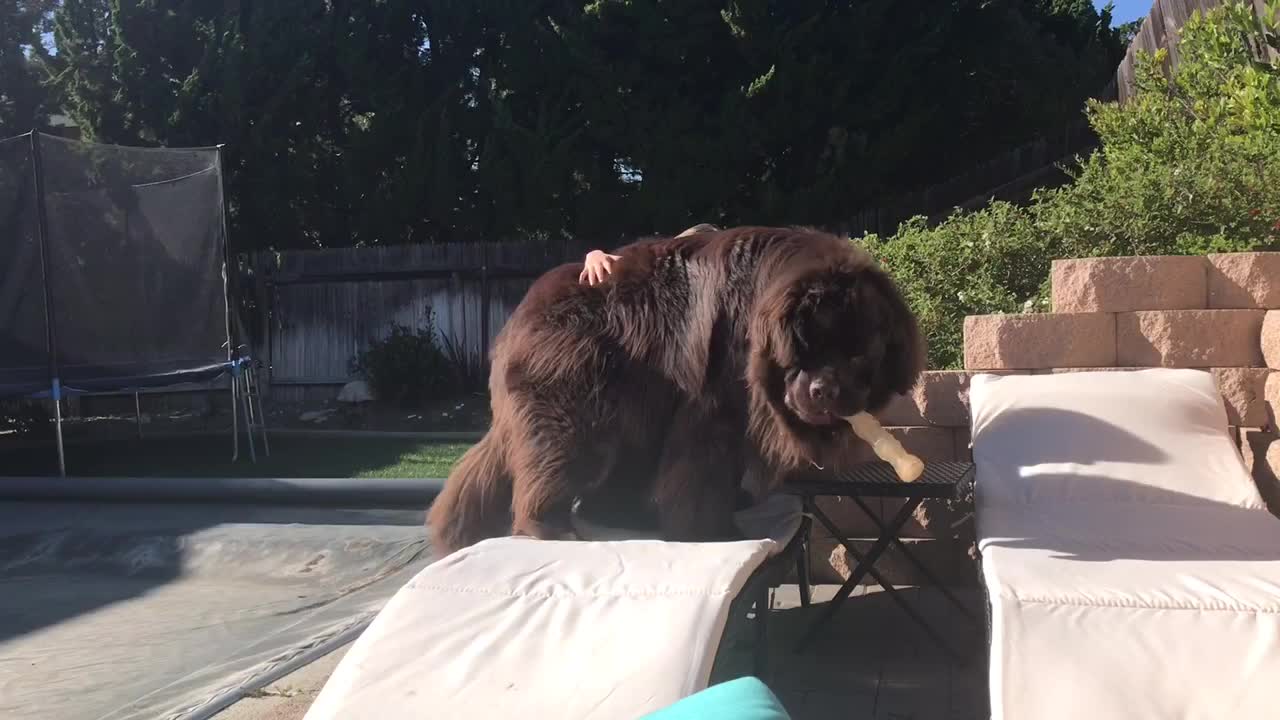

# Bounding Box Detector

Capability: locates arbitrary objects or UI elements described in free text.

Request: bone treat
[846,412,924,482]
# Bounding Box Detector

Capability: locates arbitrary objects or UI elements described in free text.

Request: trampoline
[0,130,266,473]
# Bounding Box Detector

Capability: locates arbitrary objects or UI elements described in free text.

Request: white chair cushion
[304,536,777,720]
[969,368,1280,720]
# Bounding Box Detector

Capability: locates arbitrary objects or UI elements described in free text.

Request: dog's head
[748,234,924,467]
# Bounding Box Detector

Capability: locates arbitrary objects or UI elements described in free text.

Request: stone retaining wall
[816,251,1280,588]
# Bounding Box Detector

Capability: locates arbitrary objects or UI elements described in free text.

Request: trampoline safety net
[0,131,232,398]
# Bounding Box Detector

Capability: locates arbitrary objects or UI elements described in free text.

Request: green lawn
[0,434,474,478]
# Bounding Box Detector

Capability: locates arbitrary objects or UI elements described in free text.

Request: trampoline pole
[215,143,240,463]
[134,392,143,439]
[30,129,65,478]
[240,372,257,463]
[231,372,240,461]
[53,380,66,478]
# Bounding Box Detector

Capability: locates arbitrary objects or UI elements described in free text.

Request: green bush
[349,313,454,409]
[865,0,1280,369]
[862,202,1055,369]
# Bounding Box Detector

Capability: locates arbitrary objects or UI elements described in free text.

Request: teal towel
[639,677,792,720]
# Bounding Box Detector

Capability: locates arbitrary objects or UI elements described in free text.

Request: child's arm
[578,224,717,286]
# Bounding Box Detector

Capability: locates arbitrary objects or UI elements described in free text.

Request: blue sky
[1096,0,1151,26]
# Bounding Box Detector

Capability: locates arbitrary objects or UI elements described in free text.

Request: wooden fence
[835,119,1097,238]
[249,2,1280,398]
[1109,0,1275,102]
[249,237,587,392]
[250,122,1098,396]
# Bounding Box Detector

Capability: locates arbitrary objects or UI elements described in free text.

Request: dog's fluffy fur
[427,226,924,555]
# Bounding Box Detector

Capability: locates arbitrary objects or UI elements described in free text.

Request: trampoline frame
[4,130,268,475]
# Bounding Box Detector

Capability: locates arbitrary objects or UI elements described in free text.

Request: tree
[39,0,1131,251]
[0,1,57,138]
[865,0,1280,369]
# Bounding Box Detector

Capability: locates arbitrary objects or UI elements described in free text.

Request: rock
[337,379,374,404]
[299,409,334,423]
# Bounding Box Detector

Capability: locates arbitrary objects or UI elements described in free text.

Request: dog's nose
[809,377,838,404]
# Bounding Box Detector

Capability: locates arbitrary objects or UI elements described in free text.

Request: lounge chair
[302,493,806,720]
[969,368,1280,720]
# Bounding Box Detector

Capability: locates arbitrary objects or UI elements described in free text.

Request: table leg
[836,538,965,662]
[753,579,770,680]
[853,497,981,626]
[793,499,913,651]
[796,508,813,608]
[794,498,965,661]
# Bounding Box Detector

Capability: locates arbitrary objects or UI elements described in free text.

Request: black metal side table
[784,460,980,659]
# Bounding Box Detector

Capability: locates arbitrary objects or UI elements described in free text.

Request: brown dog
[427,226,924,555]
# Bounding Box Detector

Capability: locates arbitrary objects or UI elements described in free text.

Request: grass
[0,434,474,478]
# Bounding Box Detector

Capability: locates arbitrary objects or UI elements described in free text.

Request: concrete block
[1264,311,1280,369]
[812,496,883,539]
[1266,371,1280,429]
[880,370,1019,426]
[1048,366,1147,373]
[1052,256,1206,312]
[1211,368,1274,427]
[912,371,973,427]
[1207,252,1280,309]
[887,426,957,462]
[1240,428,1280,517]
[876,392,925,426]
[827,538,978,588]
[964,313,1117,370]
[954,427,972,462]
[1116,310,1266,367]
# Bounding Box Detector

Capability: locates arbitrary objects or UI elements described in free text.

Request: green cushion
[639,677,792,720]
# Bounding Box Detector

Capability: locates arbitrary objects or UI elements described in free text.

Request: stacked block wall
[818,252,1280,587]
[964,252,1280,512]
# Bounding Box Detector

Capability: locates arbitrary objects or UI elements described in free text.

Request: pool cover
[0,501,433,720]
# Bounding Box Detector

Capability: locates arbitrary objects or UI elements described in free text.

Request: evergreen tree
[0,0,57,137]
[35,0,1129,250]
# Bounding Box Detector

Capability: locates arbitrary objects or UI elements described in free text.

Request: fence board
[255,237,584,389]
[1109,0,1274,103]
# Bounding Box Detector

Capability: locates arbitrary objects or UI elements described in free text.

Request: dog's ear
[750,283,800,369]
[856,268,926,397]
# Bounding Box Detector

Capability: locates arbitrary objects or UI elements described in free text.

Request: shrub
[439,331,490,394]
[865,0,1280,369]
[862,202,1056,370]
[1036,1,1280,258]
[349,312,453,409]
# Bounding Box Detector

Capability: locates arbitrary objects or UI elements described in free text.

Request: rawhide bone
[846,412,924,482]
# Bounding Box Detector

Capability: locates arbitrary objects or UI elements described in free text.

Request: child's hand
[579,250,621,286]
